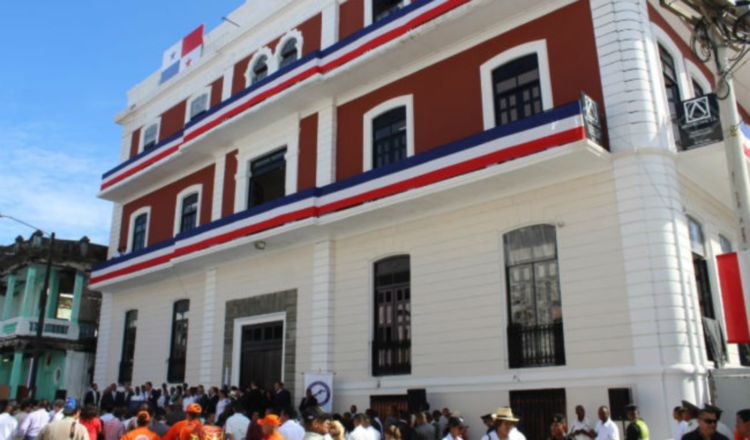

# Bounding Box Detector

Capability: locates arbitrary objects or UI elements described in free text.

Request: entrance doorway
[239,320,284,391]
[510,388,566,440]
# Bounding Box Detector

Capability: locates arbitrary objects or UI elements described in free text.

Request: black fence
[372,339,411,376]
[508,322,565,368]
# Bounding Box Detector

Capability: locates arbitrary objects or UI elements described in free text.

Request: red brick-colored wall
[335,0,605,181]
[210,77,224,108]
[339,0,364,41]
[159,101,187,141]
[120,165,215,249]
[222,150,239,218]
[129,128,141,158]
[298,113,319,191]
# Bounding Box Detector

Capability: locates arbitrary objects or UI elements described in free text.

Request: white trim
[231,311,287,387]
[479,39,553,131]
[275,29,304,69]
[364,0,412,27]
[173,184,204,236]
[246,47,276,88]
[185,85,213,125]
[684,60,712,98]
[140,120,161,153]
[127,206,151,252]
[362,94,415,172]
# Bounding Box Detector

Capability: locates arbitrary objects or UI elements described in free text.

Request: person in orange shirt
[164,404,204,440]
[258,415,283,440]
[121,411,161,440]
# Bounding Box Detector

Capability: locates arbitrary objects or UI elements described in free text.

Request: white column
[199,268,218,384]
[94,291,113,386]
[212,155,226,221]
[310,240,334,370]
[316,99,338,187]
[321,0,340,48]
[590,0,668,152]
[108,203,123,258]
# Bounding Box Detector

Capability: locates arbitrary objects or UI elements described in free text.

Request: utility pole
[28,232,55,397]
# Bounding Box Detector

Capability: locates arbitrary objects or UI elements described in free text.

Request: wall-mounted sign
[679,93,723,149]
[581,93,603,146]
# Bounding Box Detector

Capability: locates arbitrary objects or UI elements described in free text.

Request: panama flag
[716,251,750,343]
[160,25,205,84]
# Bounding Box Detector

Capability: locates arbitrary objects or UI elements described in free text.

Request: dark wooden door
[510,388,566,440]
[240,321,284,391]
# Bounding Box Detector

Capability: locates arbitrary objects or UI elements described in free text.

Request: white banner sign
[303,372,334,412]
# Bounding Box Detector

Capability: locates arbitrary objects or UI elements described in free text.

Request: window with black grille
[119,310,138,384]
[279,39,298,69]
[132,213,148,252]
[659,45,683,149]
[167,300,190,383]
[179,193,199,234]
[373,255,411,376]
[372,107,407,169]
[504,225,565,368]
[492,54,543,127]
[373,0,405,22]
[252,56,269,84]
[248,149,286,209]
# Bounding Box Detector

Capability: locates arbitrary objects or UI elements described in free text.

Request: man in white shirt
[224,403,250,440]
[216,390,232,421]
[348,414,370,440]
[672,406,688,440]
[569,405,595,440]
[594,407,619,440]
[365,416,381,440]
[16,401,49,440]
[47,401,65,423]
[0,400,18,440]
[280,408,306,440]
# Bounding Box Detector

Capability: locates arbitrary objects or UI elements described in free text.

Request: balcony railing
[0,317,96,342]
[507,321,566,368]
[372,340,411,376]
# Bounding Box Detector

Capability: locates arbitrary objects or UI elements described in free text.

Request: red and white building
[92,0,750,438]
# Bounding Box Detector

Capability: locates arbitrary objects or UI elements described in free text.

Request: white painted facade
[94,1,750,439]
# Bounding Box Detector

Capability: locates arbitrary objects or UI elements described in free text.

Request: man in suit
[100,384,117,410]
[272,382,291,412]
[84,384,101,407]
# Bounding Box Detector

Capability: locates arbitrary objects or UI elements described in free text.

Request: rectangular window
[492,54,543,127]
[373,255,411,376]
[504,225,565,368]
[189,94,209,121]
[659,45,683,149]
[119,310,138,384]
[373,0,406,22]
[143,123,159,150]
[372,107,407,169]
[167,300,189,383]
[132,213,148,252]
[248,149,286,209]
[179,193,199,234]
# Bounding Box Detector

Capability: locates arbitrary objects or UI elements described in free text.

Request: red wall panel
[160,101,187,141]
[339,0,364,41]
[119,165,215,250]
[222,150,239,218]
[298,113,319,191]
[210,77,224,108]
[335,1,605,181]
[129,128,141,159]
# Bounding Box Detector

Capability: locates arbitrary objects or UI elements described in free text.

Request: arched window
[168,300,190,383]
[278,38,299,69]
[504,224,565,368]
[372,255,411,376]
[251,55,269,84]
[119,310,138,384]
[363,95,415,171]
[130,209,150,252]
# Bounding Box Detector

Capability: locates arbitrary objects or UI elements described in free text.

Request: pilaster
[199,268,218,384]
[2,273,16,320]
[70,271,85,323]
[93,292,113,386]
[310,240,334,371]
[316,99,338,187]
[20,266,38,318]
[44,269,60,319]
[9,351,24,399]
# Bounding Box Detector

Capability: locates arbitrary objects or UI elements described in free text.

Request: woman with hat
[493,408,526,440]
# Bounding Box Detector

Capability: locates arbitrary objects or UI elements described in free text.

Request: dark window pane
[119,310,138,383]
[373,255,411,376]
[248,149,286,208]
[492,54,543,127]
[279,39,298,69]
[179,192,199,234]
[373,0,405,22]
[132,213,148,252]
[143,124,158,150]
[372,107,407,169]
[168,300,189,383]
[252,55,268,84]
[659,45,683,149]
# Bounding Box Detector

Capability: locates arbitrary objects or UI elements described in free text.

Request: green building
[0,233,107,401]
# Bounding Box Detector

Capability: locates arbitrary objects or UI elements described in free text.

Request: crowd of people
[0,382,748,440]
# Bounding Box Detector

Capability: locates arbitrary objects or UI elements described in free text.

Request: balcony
[507,321,566,368]
[99,0,562,201]
[0,317,96,342]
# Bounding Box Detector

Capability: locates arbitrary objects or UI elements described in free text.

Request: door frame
[232,312,287,387]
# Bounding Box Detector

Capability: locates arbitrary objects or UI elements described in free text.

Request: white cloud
[0,121,114,246]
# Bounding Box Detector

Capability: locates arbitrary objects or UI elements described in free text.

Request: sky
[0,0,243,246]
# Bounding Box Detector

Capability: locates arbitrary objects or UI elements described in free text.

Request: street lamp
[0,213,55,398]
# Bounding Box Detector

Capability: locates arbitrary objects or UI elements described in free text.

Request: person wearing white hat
[493,408,525,440]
